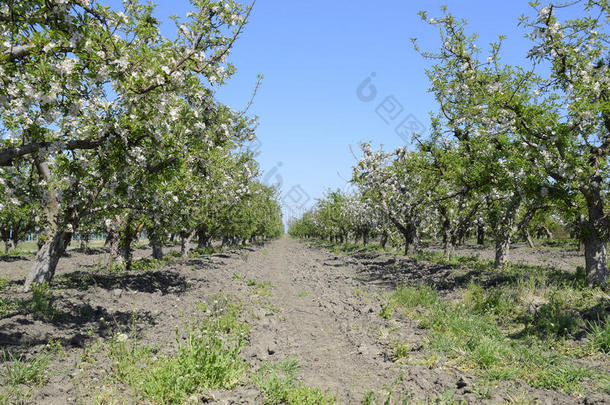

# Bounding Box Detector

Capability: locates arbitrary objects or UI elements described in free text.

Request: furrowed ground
[0,237,608,404]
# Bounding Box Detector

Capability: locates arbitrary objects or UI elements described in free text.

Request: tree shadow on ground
[0,255,31,262]
[0,306,155,355]
[55,270,187,294]
[348,250,584,294]
[70,247,109,255]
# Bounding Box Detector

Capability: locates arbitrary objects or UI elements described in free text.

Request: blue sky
[113,0,540,221]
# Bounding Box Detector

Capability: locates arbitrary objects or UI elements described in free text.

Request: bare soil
[0,237,607,404]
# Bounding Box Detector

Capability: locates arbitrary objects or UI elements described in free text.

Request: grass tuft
[106,294,248,404]
[254,358,336,405]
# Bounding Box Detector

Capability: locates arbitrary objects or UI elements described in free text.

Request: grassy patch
[379,303,394,320]
[0,342,62,402]
[587,316,610,353]
[0,297,19,317]
[384,279,608,394]
[297,290,311,297]
[392,341,411,362]
[105,294,248,404]
[245,280,273,297]
[2,349,51,386]
[253,358,336,405]
[28,282,56,320]
[130,257,172,271]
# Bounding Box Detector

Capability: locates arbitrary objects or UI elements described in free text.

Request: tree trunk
[476,224,485,245]
[24,159,65,291]
[363,232,369,246]
[443,239,454,260]
[524,229,535,249]
[582,183,608,288]
[24,231,70,290]
[80,234,90,251]
[3,239,13,254]
[380,230,388,249]
[120,225,134,270]
[149,230,164,260]
[584,237,607,288]
[493,197,520,269]
[106,215,130,268]
[494,237,510,269]
[441,214,453,259]
[180,231,195,258]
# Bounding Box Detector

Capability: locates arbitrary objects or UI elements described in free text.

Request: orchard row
[289,1,610,289]
[0,0,282,291]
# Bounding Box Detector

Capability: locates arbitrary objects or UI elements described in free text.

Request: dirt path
[209,237,472,403]
[232,237,398,401]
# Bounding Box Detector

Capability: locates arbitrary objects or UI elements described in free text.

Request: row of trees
[289,1,609,289]
[0,0,283,291]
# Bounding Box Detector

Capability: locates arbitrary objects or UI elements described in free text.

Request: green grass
[297,290,311,297]
[245,280,273,297]
[0,342,62,402]
[0,297,19,317]
[28,283,57,320]
[587,316,610,353]
[392,341,411,362]
[2,348,52,386]
[253,358,337,405]
[106,294,249,404]
[188,246,221,257]
[380,303,394,320]
[129,257,172,271]
[384,281,607,394]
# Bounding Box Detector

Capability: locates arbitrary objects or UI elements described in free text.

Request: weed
[245,279,256,286]
[29,282,56,320]
[530,295,580,338]
[362,391,377,405]
[106,294,248,404]
[0,297,19,317]
[386,283,603,393]
[130,257,171,271]
[2,344,55,386]
[392,342,410,362]
[254,358,336,405]
[232,272,245,280]
[392,285,438,309]
[253,281,273,297]
[380,303,394,320]
[0,277,8,290]
[587,316,610,353]
[297,290,311,297]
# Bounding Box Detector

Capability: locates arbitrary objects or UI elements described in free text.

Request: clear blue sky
[109,0,539,221]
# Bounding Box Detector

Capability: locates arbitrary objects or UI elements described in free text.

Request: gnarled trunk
[180,231,195,258]
[24,159,66,291]
[493,196,521,268]
[582,184,608,288]
[24,231,71,290]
